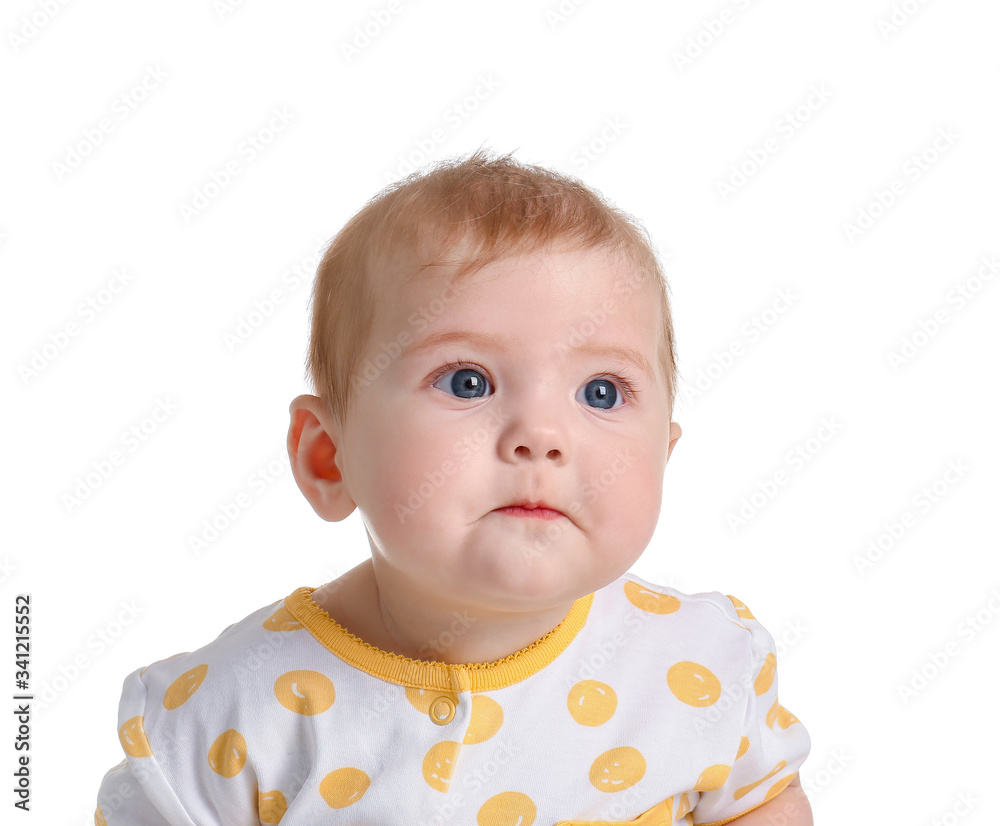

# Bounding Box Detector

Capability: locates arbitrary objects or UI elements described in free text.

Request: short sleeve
[691,596,810,825]
[95,757,188,826]
[94,667,206,826]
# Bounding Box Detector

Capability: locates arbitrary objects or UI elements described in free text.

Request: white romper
[95,572,810,825]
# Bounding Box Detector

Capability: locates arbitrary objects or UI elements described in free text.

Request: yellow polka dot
[726,595,755,621]
[667,661,722,707]
[735,761,786,800]
[406,686,459,714]
[258,789,288,823]
[423,740,461,792]
[736,736,750,759]
[118,716,153,758]
[693,763,732,791]
[675,793,691,819]
[477,791,537,825]
[765,774,794,802]
[567,680,618,726]
[163,664,208,710]
[589,746,646,793]
[765,700,799,730]
[754,653,776,696]
[464,695,504,744]
[778,707,800,729]
[263,605,303,632]
[207,729,247,778]
[274,670,335,716]
[95,805,107,826]
[319,767,370,808]
[624,580,681,614]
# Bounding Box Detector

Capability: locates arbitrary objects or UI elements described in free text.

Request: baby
[95,150,811,825]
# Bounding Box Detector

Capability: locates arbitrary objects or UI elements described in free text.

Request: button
[429,695,456,725]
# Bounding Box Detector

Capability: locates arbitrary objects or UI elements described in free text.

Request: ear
[287,394,356,522]
[665,421,682,466]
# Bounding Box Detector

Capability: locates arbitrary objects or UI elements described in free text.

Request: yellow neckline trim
[284,587,594,692]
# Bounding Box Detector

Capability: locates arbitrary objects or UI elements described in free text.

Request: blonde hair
[306,147,678,425]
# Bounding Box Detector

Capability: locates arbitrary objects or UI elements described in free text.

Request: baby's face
[335,244,677,612]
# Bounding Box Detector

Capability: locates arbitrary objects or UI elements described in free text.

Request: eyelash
[428,358,640,403]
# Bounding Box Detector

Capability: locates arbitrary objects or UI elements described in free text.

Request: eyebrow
[402,330,654,381]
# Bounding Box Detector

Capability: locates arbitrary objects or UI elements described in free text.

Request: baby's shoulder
[111,593,322,815]
[595,573,777,658]
[581,574,781,696]
[122,593,312,726]
[603,572,755,628]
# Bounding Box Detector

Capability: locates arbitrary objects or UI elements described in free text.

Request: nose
[513,443,561,462]
[496,401,568,465]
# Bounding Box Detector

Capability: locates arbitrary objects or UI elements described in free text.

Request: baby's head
[289,149,682,613]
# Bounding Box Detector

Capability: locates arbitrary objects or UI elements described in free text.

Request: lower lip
[495,507,564,520]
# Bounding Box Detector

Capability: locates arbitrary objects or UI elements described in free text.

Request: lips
[494,500,566,520]
[500,499,560,512]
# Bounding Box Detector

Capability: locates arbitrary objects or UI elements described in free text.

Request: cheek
[353,406,470,524]
[587,447,664,536]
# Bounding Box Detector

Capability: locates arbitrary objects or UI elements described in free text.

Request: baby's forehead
[364,237,660,351]
[378,252,658,350]
[387,239,650,294]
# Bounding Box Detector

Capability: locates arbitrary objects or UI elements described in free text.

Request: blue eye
[431,362,634,410]
[432,365,492,399]
[578,378,623,410]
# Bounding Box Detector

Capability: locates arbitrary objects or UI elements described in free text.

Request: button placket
[429,695,456,725]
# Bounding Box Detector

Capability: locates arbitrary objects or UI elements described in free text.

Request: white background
[3,0,998,822]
